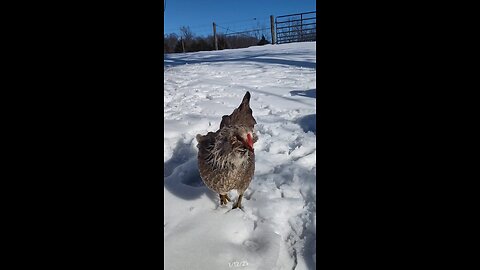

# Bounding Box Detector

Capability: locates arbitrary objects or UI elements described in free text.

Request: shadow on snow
[290,89,316,98]
[296,114,316,135]
[164,52,316,69]
[164,139,216,203]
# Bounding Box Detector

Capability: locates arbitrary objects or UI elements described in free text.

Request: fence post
[213,22,218,50]
[181,38,185,53]
[270,15,276,44]
[300,13,303,42]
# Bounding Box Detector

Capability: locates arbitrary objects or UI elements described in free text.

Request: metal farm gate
[275,11,316,44]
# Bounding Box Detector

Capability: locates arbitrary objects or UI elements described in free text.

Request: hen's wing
[196,131,216,150]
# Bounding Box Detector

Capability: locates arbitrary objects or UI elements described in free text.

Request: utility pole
[270,15,276,44]
[213,22,218,50]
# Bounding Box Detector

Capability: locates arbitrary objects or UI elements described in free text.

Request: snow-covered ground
[164,42,316,270]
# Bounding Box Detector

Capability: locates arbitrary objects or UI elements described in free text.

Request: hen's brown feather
[196,92,257,208]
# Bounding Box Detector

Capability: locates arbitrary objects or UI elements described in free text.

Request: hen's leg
[232,193,244,209]
[219,194,230,205]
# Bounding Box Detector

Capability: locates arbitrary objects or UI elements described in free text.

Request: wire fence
[216,24,272,43]
[164,11,316,53]
[275,11,316,44]
[165,17,273,41]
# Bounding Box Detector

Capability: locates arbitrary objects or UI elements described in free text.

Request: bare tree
[179,26,194,50]
[164,33,179,53]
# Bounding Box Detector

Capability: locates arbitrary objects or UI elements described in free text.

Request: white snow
[164,42,316,270]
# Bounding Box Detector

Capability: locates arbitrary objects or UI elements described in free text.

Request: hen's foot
[219,194,231,206]
[232,194,244,209]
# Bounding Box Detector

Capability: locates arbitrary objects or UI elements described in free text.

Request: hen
[196,91,258,209]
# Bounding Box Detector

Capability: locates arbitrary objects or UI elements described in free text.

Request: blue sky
[164,0,316,37]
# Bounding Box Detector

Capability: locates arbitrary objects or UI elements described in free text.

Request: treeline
[164,26,270,53]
